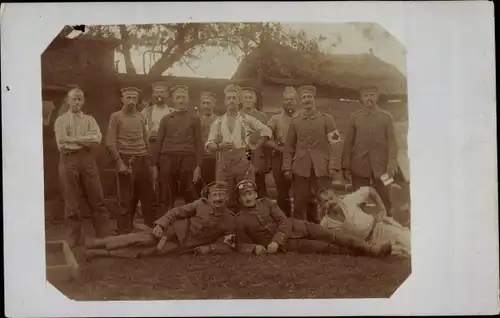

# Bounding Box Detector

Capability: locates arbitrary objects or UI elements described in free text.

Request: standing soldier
[283,85,342,223]
[141,82,174,217]
[196,91,218,194]
[54,87,112,247]
[106,87,155,233]
[341,85,398,216]
[239,86,271,198]
[205,84,272,211]
[266,86,298,217]
[152,85,203,211]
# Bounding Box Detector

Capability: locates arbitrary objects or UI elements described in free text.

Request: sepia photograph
[3,2,497,316]
[42,21,411,300]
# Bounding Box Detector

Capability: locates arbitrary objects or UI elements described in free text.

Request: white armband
[327,130,341,144]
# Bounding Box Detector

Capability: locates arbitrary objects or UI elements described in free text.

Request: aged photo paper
[2,1,498,316]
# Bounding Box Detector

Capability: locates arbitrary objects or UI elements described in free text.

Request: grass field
[50,252,410,300]
[45,179,411,300]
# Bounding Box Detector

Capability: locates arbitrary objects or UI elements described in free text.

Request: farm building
[232,40,410,181]
[42,31,410,220]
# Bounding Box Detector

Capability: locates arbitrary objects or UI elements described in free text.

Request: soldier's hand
[193,166,202,183]
[254,245,267,256]
[194,245,212,255]
[329,169,340,181]
[61,136,78,144]
[284,171,292,181]
[117,160,128,174]
[267,242,279,254]
[342,169,352,182]
[152,225,164,238]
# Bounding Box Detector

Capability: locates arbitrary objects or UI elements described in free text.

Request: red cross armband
[327,130,341,144]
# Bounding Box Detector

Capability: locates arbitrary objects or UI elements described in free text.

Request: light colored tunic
[205,112,272,150]
[320,187,411,257]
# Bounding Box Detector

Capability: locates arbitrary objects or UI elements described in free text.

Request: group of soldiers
[54,80,407,258]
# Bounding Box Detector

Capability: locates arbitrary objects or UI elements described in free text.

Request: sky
[114,21,407,79]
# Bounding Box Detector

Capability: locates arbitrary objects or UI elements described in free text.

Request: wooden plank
[46,240,79,283]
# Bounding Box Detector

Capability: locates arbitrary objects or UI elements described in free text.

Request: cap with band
[224,84,242,96]
[236,179,257,193]
[121,87,141,97]
[201,181,229,198]
[171,84,189,96]
[297,85,316,96]
[152,82,169,91]
[200,91,217,103]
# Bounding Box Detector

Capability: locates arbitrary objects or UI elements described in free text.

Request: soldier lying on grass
[318,185,410,257]
[234,179,392,257]
[84,181,236,260]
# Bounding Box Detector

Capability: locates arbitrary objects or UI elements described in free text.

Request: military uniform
[234,180,391,256]
[142,82,175,217]
[268,108,295,217]
[54,94,112,246]
[106,87,155,233]
[341,106,398,213]
[283,86,342,223]
[85,181,237,259]
[205,84,272,211]
[152,85,204,211]
[197,91,218,195]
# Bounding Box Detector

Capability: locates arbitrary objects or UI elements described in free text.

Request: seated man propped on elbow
[234,179,392,257]
[318,185,410,257]
[84,181,236,260]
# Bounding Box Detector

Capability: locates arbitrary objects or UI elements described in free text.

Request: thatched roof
[232,41,407,98]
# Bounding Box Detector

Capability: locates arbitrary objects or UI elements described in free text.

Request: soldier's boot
[85,248,141,261]
[84,249,110,261]
[84,237,108,249]
[368,242,393,257]
[66,218,82,248]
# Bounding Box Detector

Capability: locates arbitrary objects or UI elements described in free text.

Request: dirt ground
[50,252,410,300]
[45,181,411,300]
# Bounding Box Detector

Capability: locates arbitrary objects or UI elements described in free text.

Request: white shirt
[53,111,102,152]
[141,105,174,137]
[205,112,272,149]
[320,187,375,240]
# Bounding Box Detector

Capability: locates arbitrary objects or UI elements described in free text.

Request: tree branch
[118,25,137,75]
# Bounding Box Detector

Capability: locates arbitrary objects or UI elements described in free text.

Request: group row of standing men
[54,81,398,247]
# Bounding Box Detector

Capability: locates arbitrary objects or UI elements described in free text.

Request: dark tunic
[152,110,204,167]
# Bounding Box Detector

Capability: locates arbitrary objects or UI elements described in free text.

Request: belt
[120,152,148,158]
[60,148,87,156]
[220,147,246,152]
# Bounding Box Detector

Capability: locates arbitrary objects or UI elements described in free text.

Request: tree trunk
[122,48,136,75]
[118,25,137,75]
[147,42,199,77]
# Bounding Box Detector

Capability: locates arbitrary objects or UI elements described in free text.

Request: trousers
[159,154,199,211]
[292,167,331,223]
[117,154,155,233]
[271,150,292,217]
[285,220,381,256]
[58,149,111,245]
[215,148,255,211]
[195,155,216,195]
